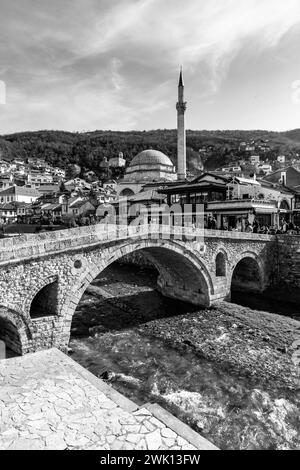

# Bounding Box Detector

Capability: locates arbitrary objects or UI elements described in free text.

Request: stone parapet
[0,225,278,266]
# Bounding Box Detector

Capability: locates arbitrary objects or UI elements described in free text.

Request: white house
[0,186,41,204]
[109,153,126,168]
[250,155,260,164]
[256,164,273,175]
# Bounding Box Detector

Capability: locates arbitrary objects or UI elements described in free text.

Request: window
[216,252,226,277]
[171,194,179,204]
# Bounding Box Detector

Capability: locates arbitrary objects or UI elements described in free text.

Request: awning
[254,207,276,214]
[211,207,275,216]
[211,210,250,216]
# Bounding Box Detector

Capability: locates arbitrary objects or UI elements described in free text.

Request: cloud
[111,58,126,92]
[86,0,300,93]
[0,0,300,132]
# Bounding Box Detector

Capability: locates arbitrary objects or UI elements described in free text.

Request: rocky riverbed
[69,263,300,450]
[141,301,300,390]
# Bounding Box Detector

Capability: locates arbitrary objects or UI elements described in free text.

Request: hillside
[1,129,300,177]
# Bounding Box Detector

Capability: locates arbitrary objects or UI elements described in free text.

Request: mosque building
[116,69,187,198]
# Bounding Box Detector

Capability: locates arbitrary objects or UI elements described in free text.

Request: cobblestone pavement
[0,349,216,450]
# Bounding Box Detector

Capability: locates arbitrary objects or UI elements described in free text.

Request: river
[69,263,300,450]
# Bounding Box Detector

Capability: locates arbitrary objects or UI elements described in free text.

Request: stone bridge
[0,224,299,356]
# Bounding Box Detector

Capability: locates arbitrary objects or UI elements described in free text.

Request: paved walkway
[0,349,217,450]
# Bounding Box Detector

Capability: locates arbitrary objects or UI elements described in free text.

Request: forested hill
[1,129,300,174]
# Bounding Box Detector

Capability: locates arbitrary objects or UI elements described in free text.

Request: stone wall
[276,236,300,290]
[118,251,154,268]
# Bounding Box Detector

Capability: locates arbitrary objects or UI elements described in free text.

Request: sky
[1,0,300,134]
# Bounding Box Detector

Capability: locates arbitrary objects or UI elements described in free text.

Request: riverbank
[140,301,299,391]
[69,263,300,450]
[76,264,299,390]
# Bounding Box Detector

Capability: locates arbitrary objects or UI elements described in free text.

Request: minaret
[176,67,187,180]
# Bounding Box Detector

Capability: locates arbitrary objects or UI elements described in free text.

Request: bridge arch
[119,188,135,197]
[231,252,264,294]
[24,275,59,319]
[0,308,31,355]
[60,239,214,346]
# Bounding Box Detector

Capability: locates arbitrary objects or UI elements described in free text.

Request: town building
[109,153,126,168]
[27,172,53,187]
[53,167,66,179]
[116,150,177,197]
[41,203,63,223]
[256,163,273,175]
[27,157,46,167]
[250,155,260,165]
[263,166,300,189]
[15,202,33,223]
[61,197,95,218]
[294,190,300,226]
[64,178,92,194]
[0,203,17,224]
[0,161,11,175]
[159,172,296,229]
[245,144,256,152]
[0,174,14,190]
[0,186,41,204]
[160,173,227,206]
[227,176,294,225]
[36,184,61,196]
[221,166,242,174]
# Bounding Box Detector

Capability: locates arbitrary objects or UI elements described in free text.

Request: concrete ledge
[52,348,139,413]
[143,403,219,450]
[1,348,219,450]
[53,350,218,449]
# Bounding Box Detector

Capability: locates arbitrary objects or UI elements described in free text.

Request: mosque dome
[129,150,174,168]
[124,149,177,183]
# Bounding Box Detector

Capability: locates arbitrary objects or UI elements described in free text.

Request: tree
[62,214,76,228]
[66,164,81,180]
[59,181,67,193]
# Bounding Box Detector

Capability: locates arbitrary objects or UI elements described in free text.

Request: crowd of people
[206,214,300,235]
[248,221,300,235]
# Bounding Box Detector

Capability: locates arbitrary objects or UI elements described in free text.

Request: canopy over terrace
[207,199,279,229]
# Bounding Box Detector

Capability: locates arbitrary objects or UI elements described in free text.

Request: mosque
[116,69,187,198]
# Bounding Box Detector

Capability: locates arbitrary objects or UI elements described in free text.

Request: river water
[69,264,300,450]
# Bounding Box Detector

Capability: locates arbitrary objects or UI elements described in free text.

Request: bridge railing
[0,223,206,264]
[0,222,282,264]
[204,229,276,241]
